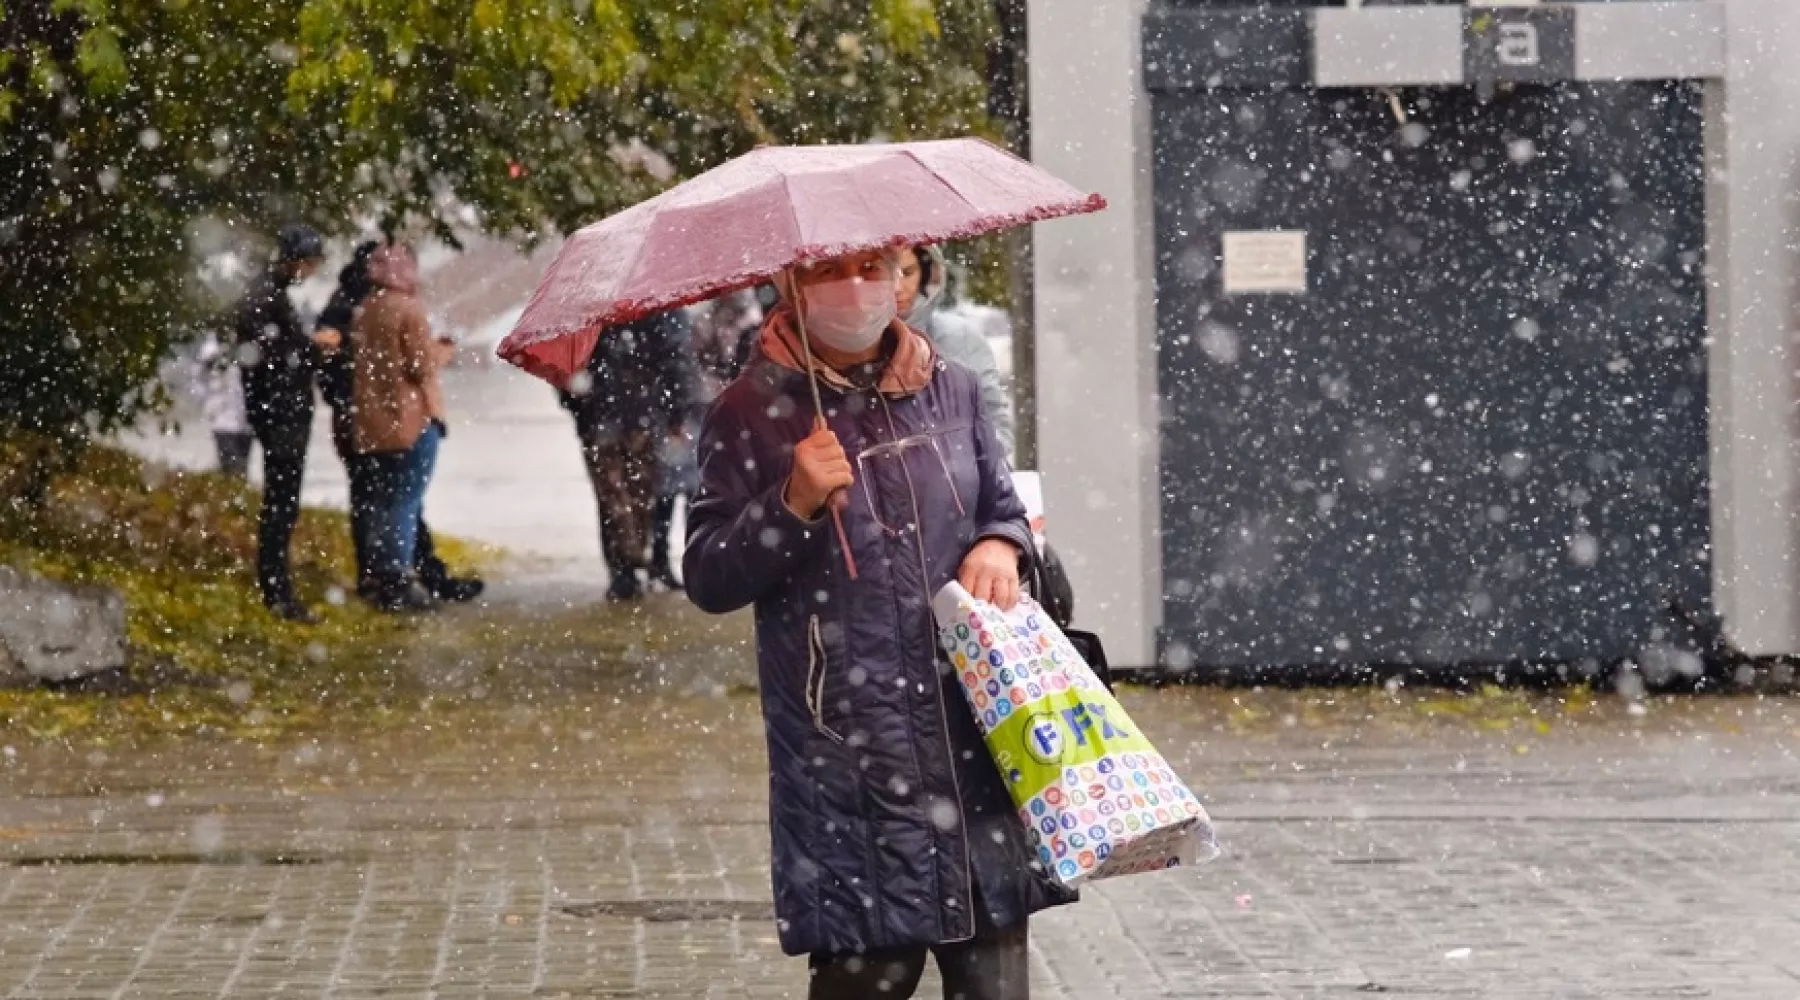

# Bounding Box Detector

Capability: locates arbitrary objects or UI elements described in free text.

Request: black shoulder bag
[1026,542,1113,691]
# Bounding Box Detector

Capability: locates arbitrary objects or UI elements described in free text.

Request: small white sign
[1011,470,1047,555]
[1497,22,1541,66]
[1222,231,1308,295]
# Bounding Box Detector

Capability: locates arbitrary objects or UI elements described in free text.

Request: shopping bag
[933,582,1218,887]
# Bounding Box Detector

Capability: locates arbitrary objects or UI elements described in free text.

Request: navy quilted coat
[684,317,1074,957]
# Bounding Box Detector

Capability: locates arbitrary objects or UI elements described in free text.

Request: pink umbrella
[500,137,1106,579]
[496,137,1106,387]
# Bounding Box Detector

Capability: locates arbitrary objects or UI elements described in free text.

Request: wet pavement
[82,365,1800,996]
[3,674,1800,998]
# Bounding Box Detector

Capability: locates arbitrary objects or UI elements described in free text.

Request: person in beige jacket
[349,244,451,612]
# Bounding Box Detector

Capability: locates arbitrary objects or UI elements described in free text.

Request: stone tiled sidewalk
[3,689,1799,998]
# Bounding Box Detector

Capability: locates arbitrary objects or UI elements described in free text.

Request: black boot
[413,520,485,602]
[607,570,644,603]
[368,575,440,614]
[426,575,486,603]
[266,598,320,625]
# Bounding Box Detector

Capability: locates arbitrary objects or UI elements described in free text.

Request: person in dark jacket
[316,241,379,579]
[683,248,1071,1000]
[560,308,702,601]
[234,223,330,622]
[316,242,482,604]
[643,290,766,591]
[690,288,764,401]
[729,282,781,378]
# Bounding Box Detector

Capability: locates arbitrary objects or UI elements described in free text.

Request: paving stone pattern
[3,690,1799,998]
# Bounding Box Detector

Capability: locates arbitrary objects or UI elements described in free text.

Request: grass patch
[0,438,489,743]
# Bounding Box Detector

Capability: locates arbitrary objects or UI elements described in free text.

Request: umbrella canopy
[496,137,1106,385]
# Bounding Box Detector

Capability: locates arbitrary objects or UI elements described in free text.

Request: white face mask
[798,275,896,353]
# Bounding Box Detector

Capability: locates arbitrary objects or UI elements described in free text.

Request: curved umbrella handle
[795,310,858,581]
[815,421,856,581]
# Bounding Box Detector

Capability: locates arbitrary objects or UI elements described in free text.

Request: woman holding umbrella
[497,140,1106,998]
[685,245,1066,998]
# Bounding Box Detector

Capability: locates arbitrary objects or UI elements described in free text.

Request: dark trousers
[575,422,658,579]
[651,492,682,579]
[807,919,1030,1000]
[214,431,254,480]
[360,424,440,584]
[249,414,311,606]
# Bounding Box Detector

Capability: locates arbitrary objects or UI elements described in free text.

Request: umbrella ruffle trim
[495,192,1107,370]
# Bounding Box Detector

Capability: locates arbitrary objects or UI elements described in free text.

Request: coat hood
[336,240,382,305]
[904,244,949,331]
[366,245,419,296]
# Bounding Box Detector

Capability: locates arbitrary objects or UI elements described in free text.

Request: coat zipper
[875,388,977,941]
[805,615,843,744]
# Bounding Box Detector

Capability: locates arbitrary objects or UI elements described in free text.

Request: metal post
[991,0,1037,468]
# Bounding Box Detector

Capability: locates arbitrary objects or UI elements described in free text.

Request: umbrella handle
[794,302,859,581]
[829,502,858,581]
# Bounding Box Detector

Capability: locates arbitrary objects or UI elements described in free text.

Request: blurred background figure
[896,245,1014,459]
[730,283,782,378]
[647,288,766,592]
[317,239,382,580]
[190,330,252,480]
[348,244,453,614]
[559,308,701,602]
[689,287,764,398]
[316,240,484,605]
[650,419,698,592]
[233,222,332,623]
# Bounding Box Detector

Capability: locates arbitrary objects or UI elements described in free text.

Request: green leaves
[1,0,1001,446]
[73,24,125,91]
[871,0,942,51]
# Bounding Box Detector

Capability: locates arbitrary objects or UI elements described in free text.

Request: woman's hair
[909,244,935,291]
[335,240,382,306]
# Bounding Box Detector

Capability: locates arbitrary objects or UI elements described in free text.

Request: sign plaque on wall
[1221,230,1308,294]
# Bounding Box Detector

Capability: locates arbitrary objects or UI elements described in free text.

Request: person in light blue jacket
[896,245,1015,460]
[897,245,1083,630]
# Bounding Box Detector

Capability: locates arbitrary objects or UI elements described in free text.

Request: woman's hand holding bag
[959,538,1021,611]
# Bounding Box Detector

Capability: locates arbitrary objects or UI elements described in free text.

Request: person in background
[895,245,1078,627]
[193,330,252,479]
[730,283,781,378]
[559,308,702,602]
[896,245,1015,459]
[649,420,698,592]
[690,287,764,398]
[233,223,332,623]
[317,240,380,577]
[316,241,482,604]
[644,288,767,591]
[348,244,451,613]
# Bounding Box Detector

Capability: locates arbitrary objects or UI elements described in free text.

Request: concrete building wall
[1029,0,1800,662]
[1028,0,1162,667]
[1709,0,1800,654]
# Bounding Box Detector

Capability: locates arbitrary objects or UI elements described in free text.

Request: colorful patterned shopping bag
[933,583,1219,887]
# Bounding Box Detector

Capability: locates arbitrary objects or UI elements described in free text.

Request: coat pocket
[804,615,844,744]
